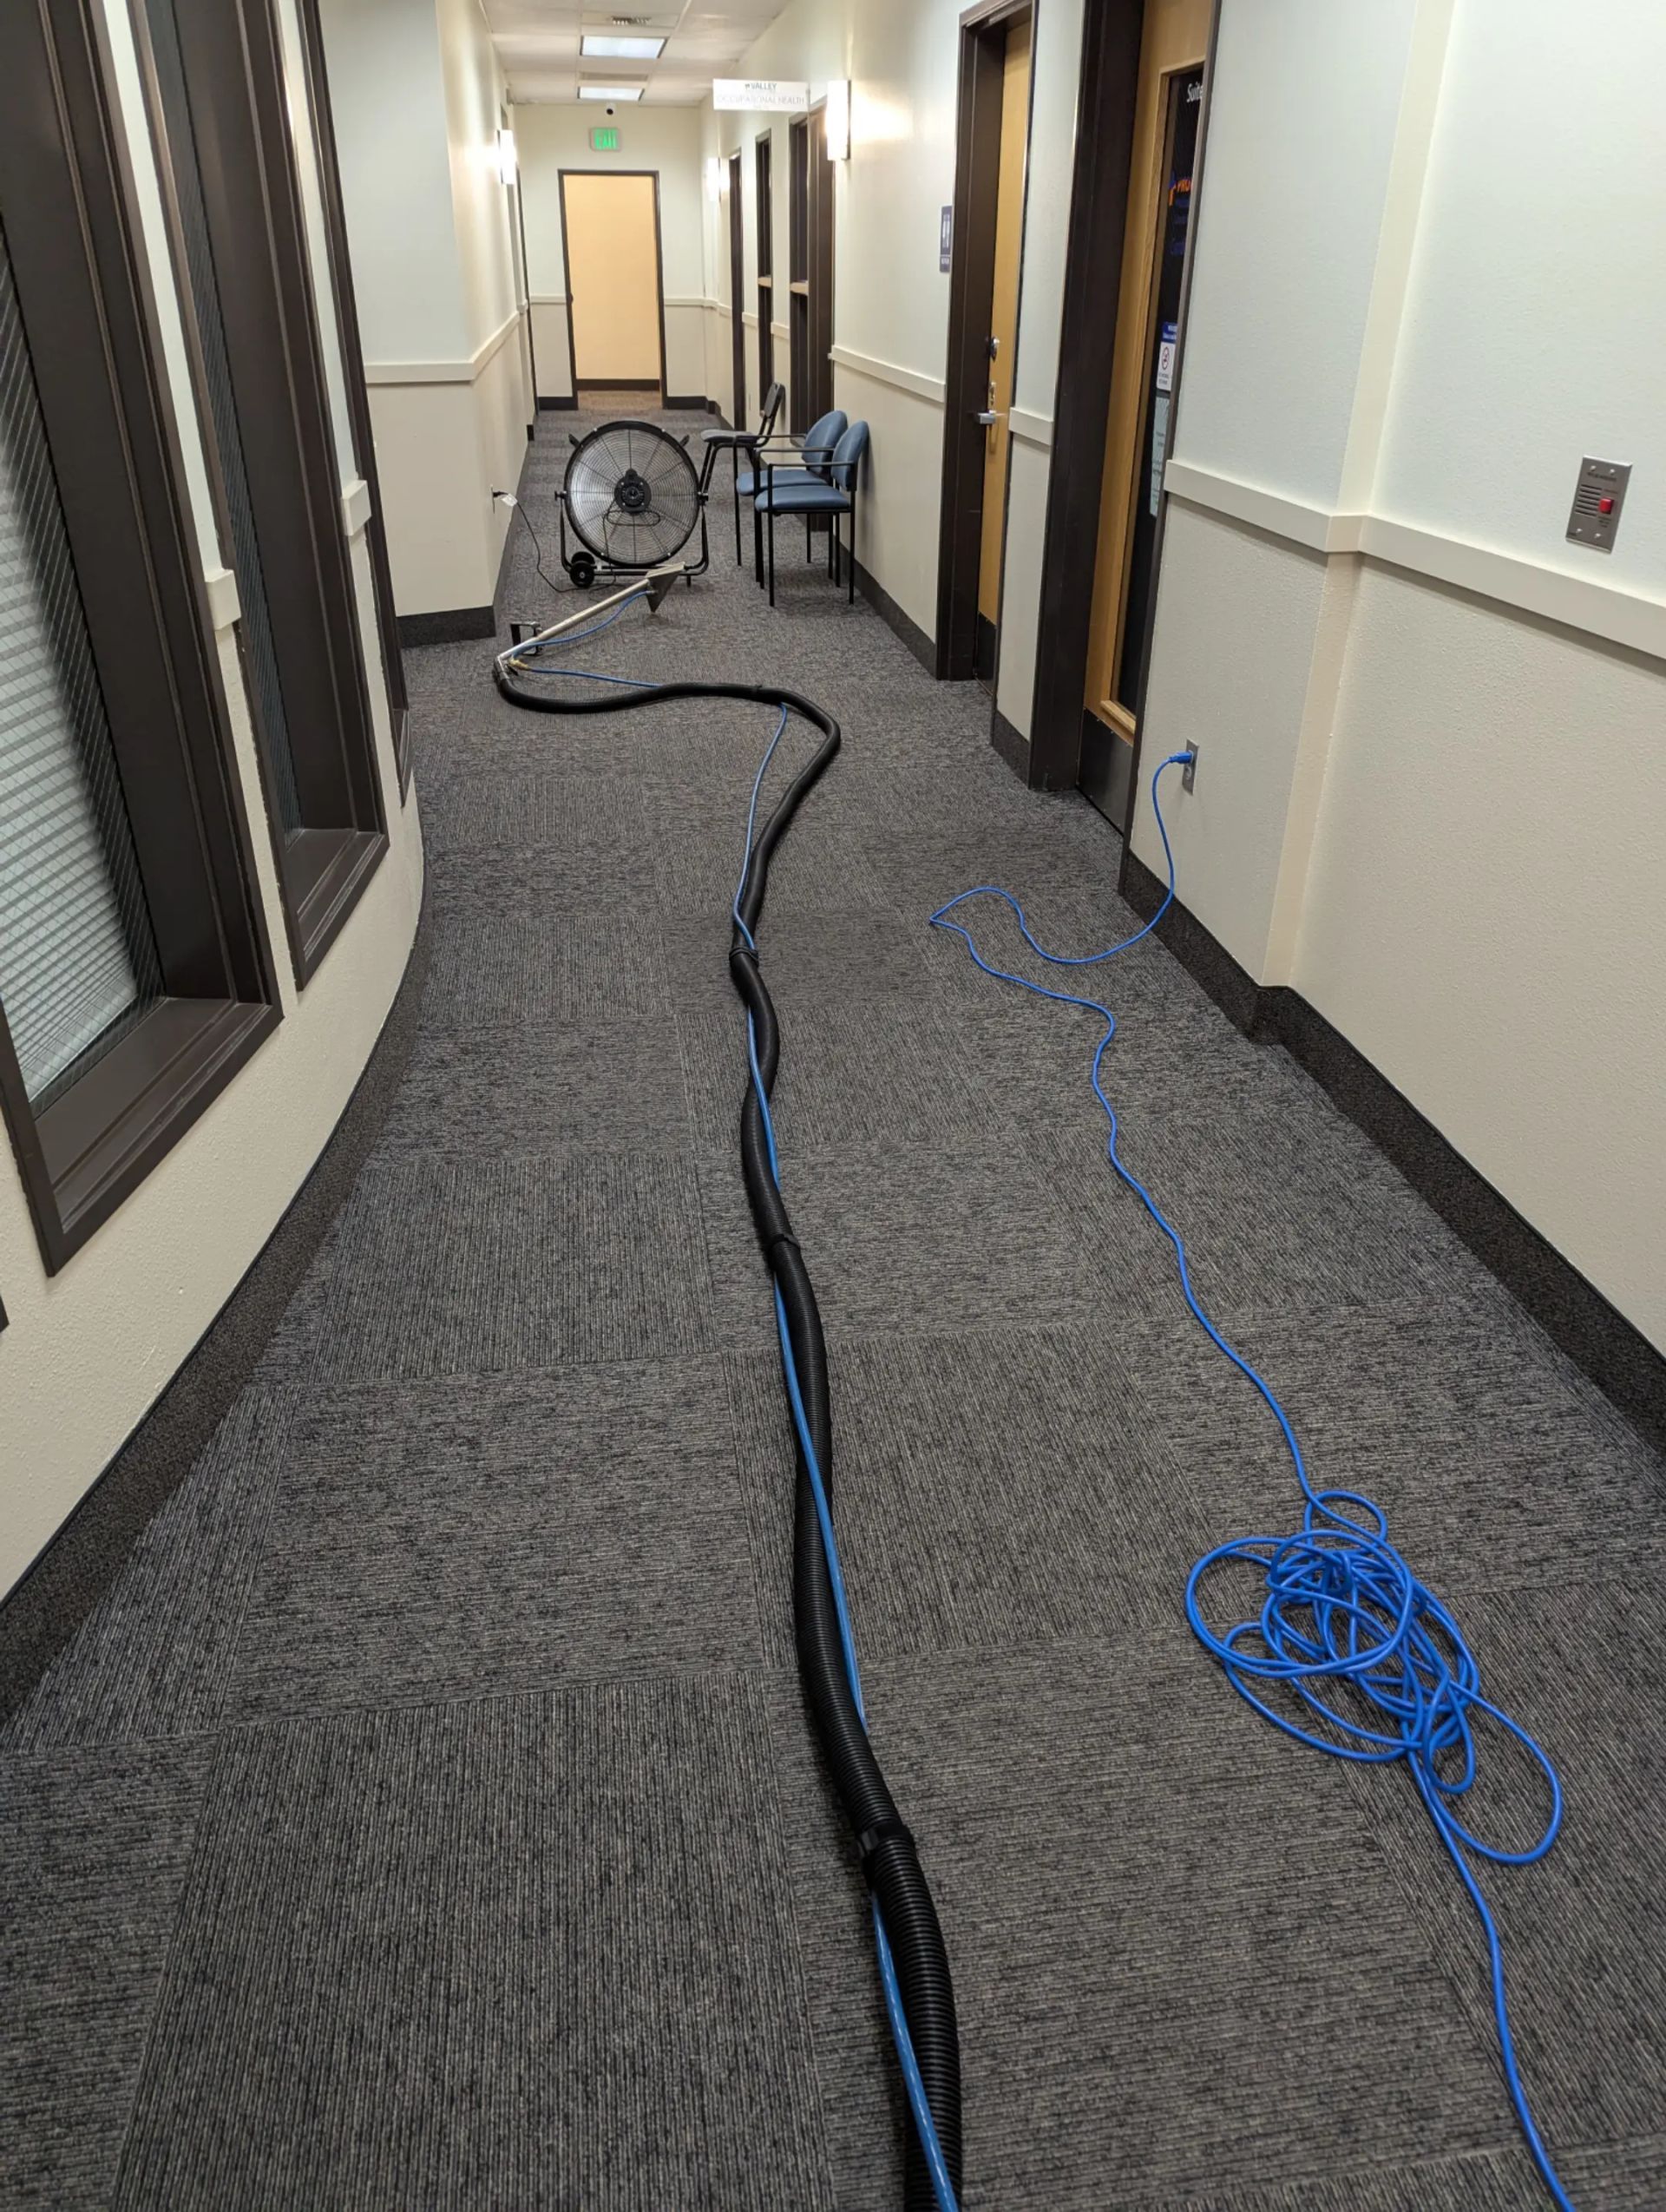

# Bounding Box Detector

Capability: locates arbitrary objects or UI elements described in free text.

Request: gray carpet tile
[1118,1299,1666,1600]
[6,401,1663,2207]
[1340,1573,1666,2160]
[425,905,672,1029]
[695,1131,1109,1344]
[417,759,652,857]
[376,1011,695,1159]
[295,1151,716,1385]
[723,1325,1225,1670]
[227,1361,764,1721]
[1149,2132,1666,2210]
[114,1679,837,2211]
[761,1644,1513,2211]
[659,902,940,1025]
[2,1740,210,2207]
[3,1389,295,1754]
[679,984,1020,1159]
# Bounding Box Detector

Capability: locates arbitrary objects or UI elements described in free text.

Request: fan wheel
[562,419,700,569]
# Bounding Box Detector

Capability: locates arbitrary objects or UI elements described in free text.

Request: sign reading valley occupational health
[712,78,809,112]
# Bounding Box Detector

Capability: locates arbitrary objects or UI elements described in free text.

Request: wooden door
[975,12,1031,682]
[1079,0,1210,810]
[563,172,662,389]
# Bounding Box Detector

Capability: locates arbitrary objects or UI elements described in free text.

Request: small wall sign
[940,205,953,273]
[713,79,810,112]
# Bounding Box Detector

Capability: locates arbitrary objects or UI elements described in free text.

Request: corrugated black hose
[493,661,965,2208]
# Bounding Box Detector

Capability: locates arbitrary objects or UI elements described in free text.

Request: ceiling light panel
[579,82,646,101]
[580,34,666,59]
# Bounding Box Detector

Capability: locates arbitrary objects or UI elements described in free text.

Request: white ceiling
[487,0,794,107]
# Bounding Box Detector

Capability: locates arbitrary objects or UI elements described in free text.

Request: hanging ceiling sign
[712,79,809,112]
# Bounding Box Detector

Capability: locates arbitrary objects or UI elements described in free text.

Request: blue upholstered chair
[740,409,847,584]
[698,382,784,562]
[754,420,869,607]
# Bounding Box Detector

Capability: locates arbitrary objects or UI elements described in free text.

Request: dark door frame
[803,97,836,424]
[754,129,775,398]
[935,0,1037,696]
[726,149,746,427]
[1114,3,1221,839]
[1019,0,1219,801]
[556,167,669,399]
[787,113,810,431]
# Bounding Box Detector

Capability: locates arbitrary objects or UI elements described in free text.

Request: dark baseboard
[990,705,1028,778]
[852,557,935,674]
[1119,849,1666,1454]
[1122,850,1269,1036]
[397,605,495,647]
[0,896,434,1727]
[577,377,659,391]
[975,613,996,687]
[537,394,578,411]
[664,393,707,412]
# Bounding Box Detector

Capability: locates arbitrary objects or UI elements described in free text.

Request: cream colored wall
[562,174,663,384]
[1131,0,1666,1352]
[321,0,528,617]
[702,0,1087,655]
[515,103,707,403]
[0,0,425,1598]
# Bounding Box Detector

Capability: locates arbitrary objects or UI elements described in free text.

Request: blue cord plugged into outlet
[931,749,1576,2212]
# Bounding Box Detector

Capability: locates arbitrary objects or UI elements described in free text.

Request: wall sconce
[495,127,518,186]
[705,155,723,201]
[824,79,851,161]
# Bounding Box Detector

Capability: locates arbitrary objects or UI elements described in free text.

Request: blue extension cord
[508,602,965,2212]
[929,752,1576,2212]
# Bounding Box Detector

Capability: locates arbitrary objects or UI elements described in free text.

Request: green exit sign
[589,126,620,152]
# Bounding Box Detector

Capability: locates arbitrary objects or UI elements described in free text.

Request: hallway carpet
[5,408,1665,2210]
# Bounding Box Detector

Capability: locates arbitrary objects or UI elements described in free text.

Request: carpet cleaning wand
[494,614,966,2211]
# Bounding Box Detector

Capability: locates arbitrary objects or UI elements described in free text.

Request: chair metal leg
[754,495,763,586]
[805,516,811,561]
[768,502,776,607]
[732,450,742,565]
[847,503,855,602]
[826,517,834,576]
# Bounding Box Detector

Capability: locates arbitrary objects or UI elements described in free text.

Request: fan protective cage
[562,419,701,567]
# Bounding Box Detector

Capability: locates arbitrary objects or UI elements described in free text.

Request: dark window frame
[130,0,388,987]
[0,0,281,1276]
[292,0,412,801]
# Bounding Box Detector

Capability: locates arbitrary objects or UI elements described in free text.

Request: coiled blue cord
[930,752,1575,2211]
[508,607,962,2212]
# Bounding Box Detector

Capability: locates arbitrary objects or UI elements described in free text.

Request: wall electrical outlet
[1182,745,1199,792]
[492,489,519,508]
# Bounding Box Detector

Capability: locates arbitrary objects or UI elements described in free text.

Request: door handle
[976,409,1002,426]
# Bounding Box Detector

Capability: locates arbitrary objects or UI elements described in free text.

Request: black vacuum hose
[495,661,965,2208]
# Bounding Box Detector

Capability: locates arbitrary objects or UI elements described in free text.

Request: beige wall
[321,0,530,617]
[563,174,662,385]
[0,0,426,1598]
[697,0,1086,679]
[1131,0,1666,1353]
[515,103,707,404]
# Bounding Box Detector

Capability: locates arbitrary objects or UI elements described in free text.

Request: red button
[1599,496,1615,514]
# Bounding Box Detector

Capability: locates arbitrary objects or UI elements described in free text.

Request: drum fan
[555,418,709,588]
